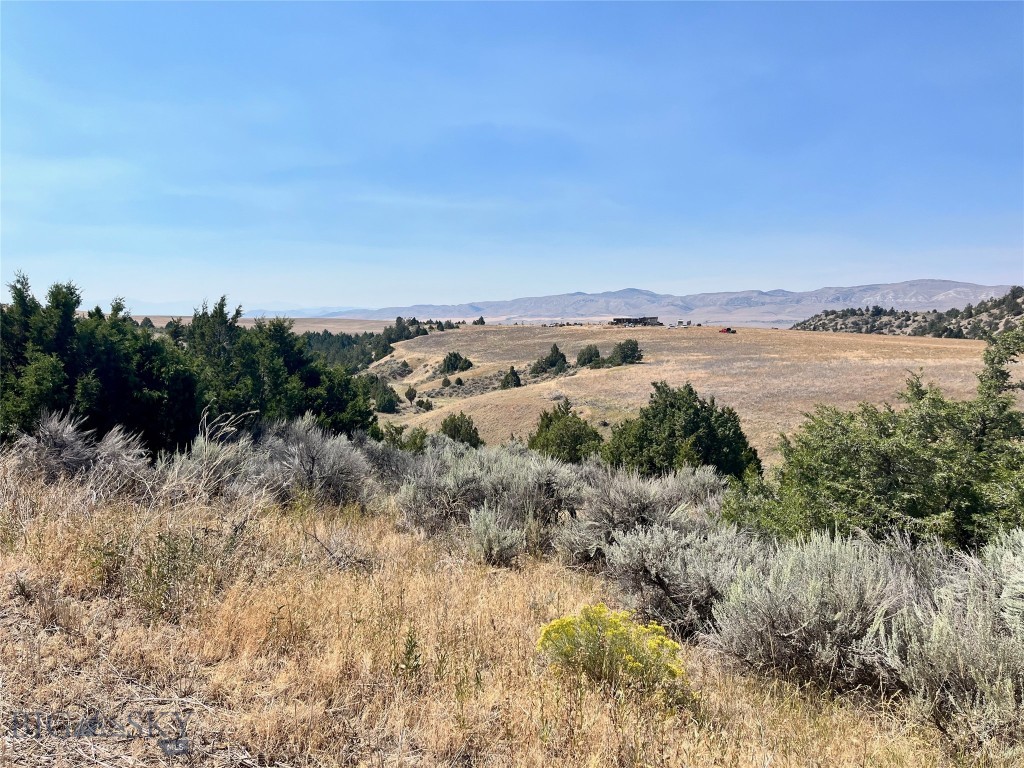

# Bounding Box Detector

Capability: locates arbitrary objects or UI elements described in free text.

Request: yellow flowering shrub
[537,603,694,703]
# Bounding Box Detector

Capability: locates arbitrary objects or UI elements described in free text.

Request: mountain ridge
[246,279,1015,327]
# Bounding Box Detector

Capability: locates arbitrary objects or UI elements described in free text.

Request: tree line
[1,275,379,451]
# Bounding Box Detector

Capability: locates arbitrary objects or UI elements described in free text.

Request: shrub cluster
[393,436,585,538]
[603,510,1023,754]
[604,381,760,480]
[500,366,522,389]
[439,411,484,448]
[530,344,568,376]
[575,339,643,368]
[355,373,401,413]
[527,399,602,463]
[303,315,428,369]
[439,351,473,374]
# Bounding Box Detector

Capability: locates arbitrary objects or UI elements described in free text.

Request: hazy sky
[3,2,1022,313]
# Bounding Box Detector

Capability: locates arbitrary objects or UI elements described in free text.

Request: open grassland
[376,325,993,463]
[1,462,963,768]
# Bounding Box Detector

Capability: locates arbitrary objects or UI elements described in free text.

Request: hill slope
[375,325,989,464]
[792,286,1024,338]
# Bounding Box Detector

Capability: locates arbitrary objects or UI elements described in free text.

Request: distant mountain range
[246,280,1015,327]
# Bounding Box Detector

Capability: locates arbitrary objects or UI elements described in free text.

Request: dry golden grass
[0,463,972,767]
[378,325,999,463]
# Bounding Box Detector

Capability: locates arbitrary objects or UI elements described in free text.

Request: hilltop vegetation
[302,314,431,368]
[792,286,1023,338]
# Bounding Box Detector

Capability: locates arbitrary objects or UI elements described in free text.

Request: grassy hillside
[792,286,1024,339]
[373,325,990,463]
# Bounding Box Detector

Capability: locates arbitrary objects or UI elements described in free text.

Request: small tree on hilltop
[441,411,483,448]
[606,339,643,366]
[472,316,486,326]
[577,344,602,367]
[604,381,760,479]
[528,399,602,463]
[440,351,473,374]
[501,366,522,389]
[530,344,568,376]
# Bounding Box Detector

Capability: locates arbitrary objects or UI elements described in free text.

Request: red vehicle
[719,327,737,334]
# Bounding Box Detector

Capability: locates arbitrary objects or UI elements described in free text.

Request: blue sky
[2,2,1022,313]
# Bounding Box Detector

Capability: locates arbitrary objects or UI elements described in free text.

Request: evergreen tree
[527,399,602,463]
[440,351,473,374]
[577,344,601,367]
[440,411,483,447]
[530,344,568,375]
[605,339,643,366]
[604,382,760,479]
[500,366,522,389]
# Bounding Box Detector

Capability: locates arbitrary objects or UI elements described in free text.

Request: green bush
[439,351,473,374]
[530,344,568,376]
[356,374,400,413]
[606,339,643,366]
[440,411,483,448]
[576,344,602,367]
[603,382,760,480]
[0,275,376,451]
[527,399,601,463]
[500,366,522,389]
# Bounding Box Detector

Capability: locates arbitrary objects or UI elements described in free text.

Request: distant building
[609,316,662,327]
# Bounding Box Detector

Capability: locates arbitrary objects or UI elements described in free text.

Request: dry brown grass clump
[0,455,967,767]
